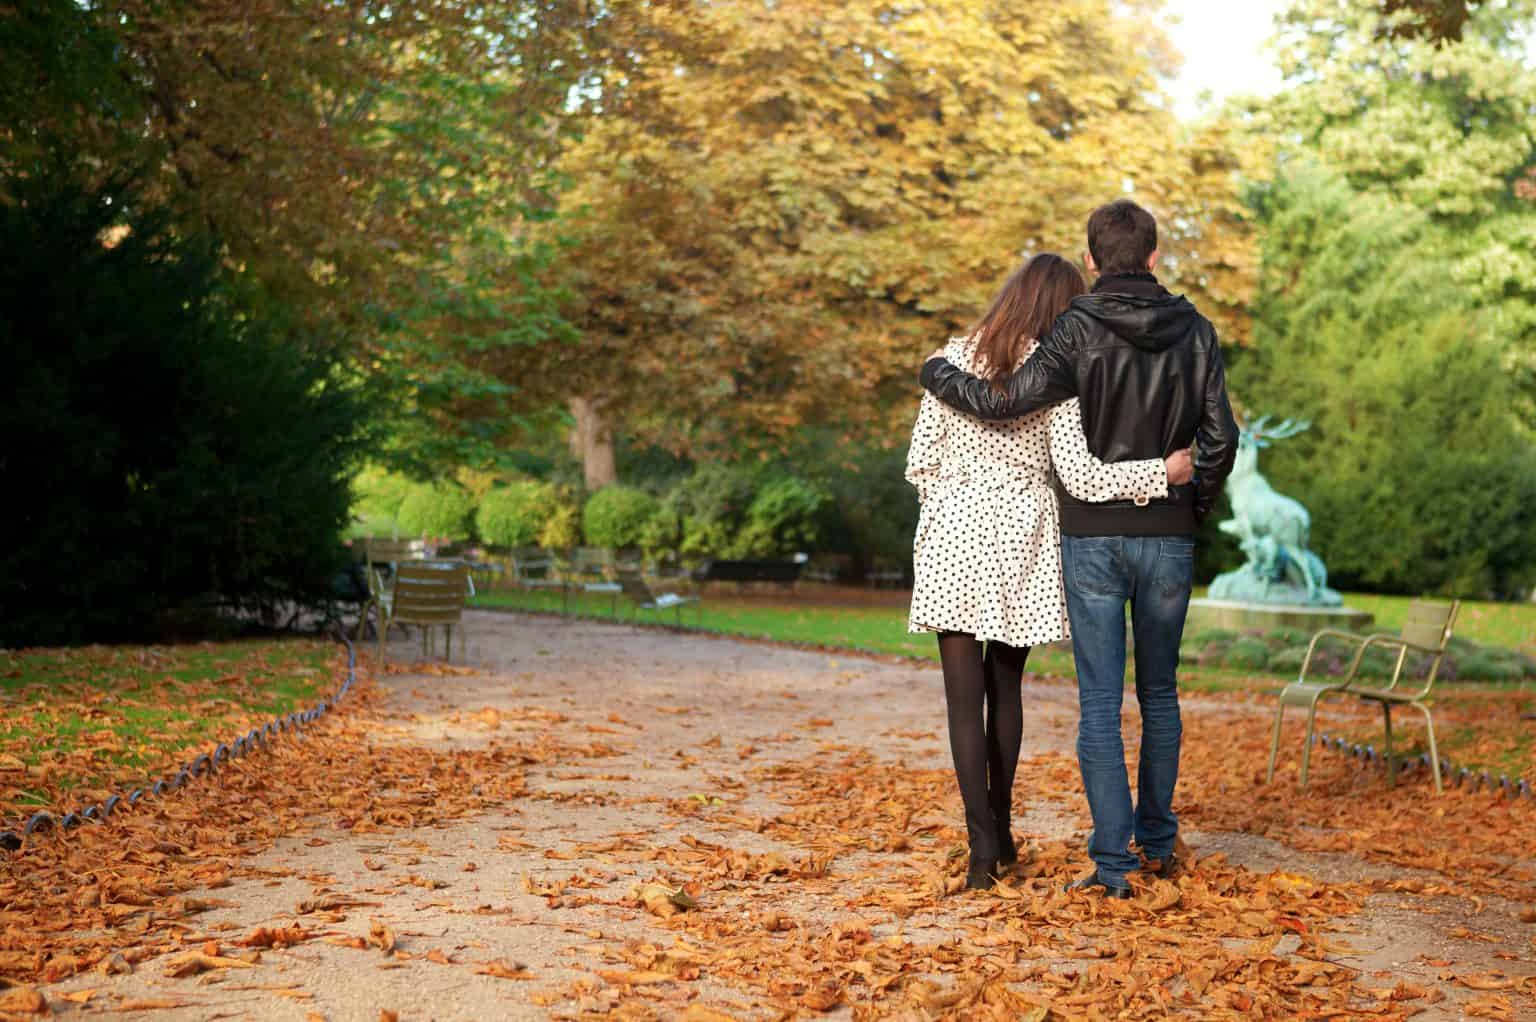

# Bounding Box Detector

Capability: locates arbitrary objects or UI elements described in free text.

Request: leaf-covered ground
[1,612,1532,1020]
[0,641,336,820]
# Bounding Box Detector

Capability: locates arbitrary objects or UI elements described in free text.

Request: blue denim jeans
[1060,535,1194,889]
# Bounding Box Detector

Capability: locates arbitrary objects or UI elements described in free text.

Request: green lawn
[0,640,337,813]
[472,586,1536,685]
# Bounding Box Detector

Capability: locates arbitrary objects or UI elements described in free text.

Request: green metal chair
[1266,600,1460,794]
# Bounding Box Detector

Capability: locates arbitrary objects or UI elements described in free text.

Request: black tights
[938,632,1029,863]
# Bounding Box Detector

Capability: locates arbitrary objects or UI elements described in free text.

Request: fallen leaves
[633,882,697,918]
[163,951,255,977]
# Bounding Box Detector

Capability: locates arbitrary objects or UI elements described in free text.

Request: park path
[34,611,1534,1020]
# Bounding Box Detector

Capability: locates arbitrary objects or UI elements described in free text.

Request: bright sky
[1160,0,1288,119]
[1159,0,1536,119]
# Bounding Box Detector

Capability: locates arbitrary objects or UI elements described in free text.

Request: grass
[472,586,1536,776]
[0,640,338,813]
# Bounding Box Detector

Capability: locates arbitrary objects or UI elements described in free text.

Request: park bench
[510,550,569,610]
[865,557,906,589]
[380,561,472,661]
[1266,599,1461,794]
[693,558,803,590]
[616,570,702,626]
[803,553,852,585]
[355,537,427,640]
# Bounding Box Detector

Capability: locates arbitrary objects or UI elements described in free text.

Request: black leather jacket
[919,275,1239,536]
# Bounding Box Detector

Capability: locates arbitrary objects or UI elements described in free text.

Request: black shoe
[965,858,998,890]
[1143,852,1181,879]
[1063,875,1132,899]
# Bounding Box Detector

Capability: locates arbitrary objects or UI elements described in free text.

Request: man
[919,199,1239,898]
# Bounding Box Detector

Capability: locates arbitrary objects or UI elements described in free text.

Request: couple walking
[907,200,1239,895]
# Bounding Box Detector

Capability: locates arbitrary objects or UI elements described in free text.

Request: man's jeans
[1060,535,1195,889]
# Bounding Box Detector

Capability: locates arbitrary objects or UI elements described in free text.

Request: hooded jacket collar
[1073,272,1198,352]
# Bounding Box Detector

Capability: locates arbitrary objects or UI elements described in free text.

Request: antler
[1251,416,1311,442]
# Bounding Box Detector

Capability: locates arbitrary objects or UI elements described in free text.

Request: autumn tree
[2,0,595,467]
[512,0,1254,486]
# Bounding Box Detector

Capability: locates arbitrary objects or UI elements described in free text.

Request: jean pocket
[1068,538,1123,597]
[1155,538,1195,598]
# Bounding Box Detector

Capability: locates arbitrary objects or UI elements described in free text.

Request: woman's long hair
[971,253,1087,389]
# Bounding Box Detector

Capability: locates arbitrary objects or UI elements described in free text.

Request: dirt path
[36,611,1534,1020]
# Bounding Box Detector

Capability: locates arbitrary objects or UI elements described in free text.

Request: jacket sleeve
[1048,399,1168,504]
[1193,337,1240,522]
[919,319,1079,420]
[904,392,946,504]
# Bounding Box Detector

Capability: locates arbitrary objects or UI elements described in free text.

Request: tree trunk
[569,397,617,491]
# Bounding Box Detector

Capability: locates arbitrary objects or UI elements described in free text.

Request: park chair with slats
[354,538,428,640]
[616,571,701,626]
[1266,600,1461,793]
[511,550,569,610]
[380,562,472,661]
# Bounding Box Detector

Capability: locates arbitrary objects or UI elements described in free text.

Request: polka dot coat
[906,335,1168,647]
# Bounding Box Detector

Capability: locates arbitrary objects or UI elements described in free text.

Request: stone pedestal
[1187,598,1374,633]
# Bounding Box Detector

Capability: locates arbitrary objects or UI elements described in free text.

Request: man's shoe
[1143,852,1181,879]
[1063,875,1132,899]
[965,858,998,891]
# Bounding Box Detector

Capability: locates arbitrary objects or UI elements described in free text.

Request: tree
[1,0,593,467]
[1257,0,1536,407]
[0,175,367,644]
[1233,166,1536,596]
[1219,0,1536,595]
[515,0,1255,479]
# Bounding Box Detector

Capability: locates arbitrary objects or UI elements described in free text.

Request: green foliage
[1232,163,1536,597]
[397,481,476,541]
[477,479,560,549]
[664,465,762,558]
[582,486,659,550]
[0,176,365,644]
[1223,638,1272,672]
[351,467,415,538]
[637,506,682,559]
[734,477,834,558]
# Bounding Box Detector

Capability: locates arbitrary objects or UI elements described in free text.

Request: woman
[906,253,1192,890]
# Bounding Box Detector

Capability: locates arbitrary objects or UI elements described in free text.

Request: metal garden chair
[1266,600,1461,793]
[380,561,472,661]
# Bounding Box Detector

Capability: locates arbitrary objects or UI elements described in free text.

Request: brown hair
[972,253,1087,389]
[1086,199,1158,276]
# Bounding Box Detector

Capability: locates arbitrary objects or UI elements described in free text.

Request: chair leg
[1300,701,1321,787]
[1266,701,1286,783]
[445,625,453,662]
[1382,703,1396,787]
[379,618,389,663]
[1416,702,1443,795]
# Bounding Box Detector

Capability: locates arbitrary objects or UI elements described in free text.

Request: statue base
[1187,598,1374,633]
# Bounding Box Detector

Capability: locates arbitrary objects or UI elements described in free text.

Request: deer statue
[1217,416,1323,599]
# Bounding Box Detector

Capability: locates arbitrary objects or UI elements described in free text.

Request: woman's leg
[938,631,999,881]
[984,641,1029,863]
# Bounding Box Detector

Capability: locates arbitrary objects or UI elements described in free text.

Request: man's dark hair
[1086,199,1158,275]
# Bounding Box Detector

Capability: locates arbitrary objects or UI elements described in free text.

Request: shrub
[583,486,659,549]
[1223,637,1271,672]
[351,467,414,537]
[665,465,760,557]
[0,176,365,644]
[734,476,833,558]
[539,500,583,551]
[397,481,476,541]
[477,479,557,549]
[638,505,682,558]
[1267,647,1309,677]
